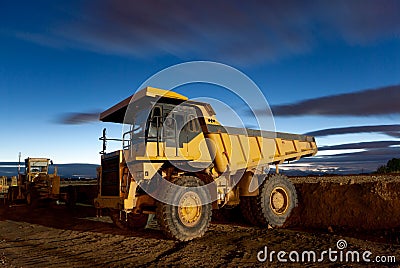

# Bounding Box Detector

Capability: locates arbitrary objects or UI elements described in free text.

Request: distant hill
[0,162,99,179]
[0,162,373,179]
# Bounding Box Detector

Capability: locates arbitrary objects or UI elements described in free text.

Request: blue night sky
[1,1,400,173]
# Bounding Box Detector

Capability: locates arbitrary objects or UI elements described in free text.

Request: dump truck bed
[204,125,317,173]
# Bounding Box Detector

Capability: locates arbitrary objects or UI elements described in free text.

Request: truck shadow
[2,203,397,245]
[0,204,166,240]
[0,203,260,242]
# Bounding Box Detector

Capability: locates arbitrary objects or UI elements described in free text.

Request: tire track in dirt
[136,241,188,267]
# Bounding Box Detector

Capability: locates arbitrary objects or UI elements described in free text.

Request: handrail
[100,128,125,154]
[123,130,132,150]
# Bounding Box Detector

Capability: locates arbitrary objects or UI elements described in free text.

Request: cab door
[147,106,163,157]
[161,105,191,158]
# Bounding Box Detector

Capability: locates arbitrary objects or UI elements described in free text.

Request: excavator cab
[25,158,50,182]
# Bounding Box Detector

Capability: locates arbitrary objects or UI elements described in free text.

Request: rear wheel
[156,175,212,241]
[256,174,298,227]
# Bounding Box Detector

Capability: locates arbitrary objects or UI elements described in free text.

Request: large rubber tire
[256,174,298,227]
[109,209,128,230]
[109,209,149,230]
[26,189,40,208]
[156,175,212,241]
[7,187,15,206]
[127,213,149,230]
[66,186,77,208]
[8,187,20,202]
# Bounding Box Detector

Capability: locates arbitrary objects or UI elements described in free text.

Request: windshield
[130,108,150,143]
[29,161,48,173]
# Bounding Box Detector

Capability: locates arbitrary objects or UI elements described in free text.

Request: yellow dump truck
[95,87,317,241]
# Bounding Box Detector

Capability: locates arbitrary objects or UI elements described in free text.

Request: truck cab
[24,158,50,182]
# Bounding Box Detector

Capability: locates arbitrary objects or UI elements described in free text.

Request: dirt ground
[0,175,400,267]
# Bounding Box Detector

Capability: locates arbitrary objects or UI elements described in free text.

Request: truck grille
[101,154,119,196]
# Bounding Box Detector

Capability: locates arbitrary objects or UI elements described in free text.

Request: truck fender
[238,171,260,197]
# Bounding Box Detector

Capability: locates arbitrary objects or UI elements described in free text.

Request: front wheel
[256,174,298,227]
[109,209,128,230]
[66,186,77,208]
[109,209,150,231]
[127,213,149,230]
[7,187,16,206]
[26,189,39,207]
[156,176,212,241]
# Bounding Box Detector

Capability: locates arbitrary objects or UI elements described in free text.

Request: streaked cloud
[58,112,100,125]
[319,141,400,151]
[272,85,400,116]
[305,124,400,138]
[9,0,400,65]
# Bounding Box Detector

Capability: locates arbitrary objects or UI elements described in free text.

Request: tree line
[376,158,400,174]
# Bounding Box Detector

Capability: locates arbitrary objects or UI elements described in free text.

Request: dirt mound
[287,175,400,230]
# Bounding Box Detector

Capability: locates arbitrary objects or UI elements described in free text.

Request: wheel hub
[178,191,202,227]
[270,186,289,215]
